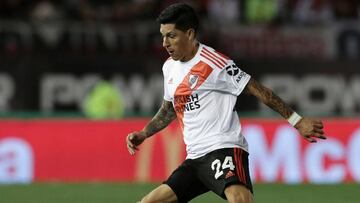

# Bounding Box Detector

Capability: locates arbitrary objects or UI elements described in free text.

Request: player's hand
[126,131,147,155]
[295,118,326,143]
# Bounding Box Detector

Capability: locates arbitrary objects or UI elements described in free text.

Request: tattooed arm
[244,78,326,143]
[143,100,177,137]
[244,78,293,119]
[126,100,176,155]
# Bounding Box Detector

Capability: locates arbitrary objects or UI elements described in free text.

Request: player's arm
[143,100,176,137]
[244,78,326,143]
[126,99,176,155]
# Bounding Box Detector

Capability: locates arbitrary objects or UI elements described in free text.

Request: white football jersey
[162,43,251,159]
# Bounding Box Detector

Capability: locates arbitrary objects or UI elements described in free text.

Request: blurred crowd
[0,0,359,25]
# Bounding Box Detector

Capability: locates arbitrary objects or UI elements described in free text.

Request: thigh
[141,184,178,203]
[224,184,254,203]
[164,159,209,203]
[196,148,253,199]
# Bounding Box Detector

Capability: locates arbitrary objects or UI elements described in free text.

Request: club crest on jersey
[188,74,199,89]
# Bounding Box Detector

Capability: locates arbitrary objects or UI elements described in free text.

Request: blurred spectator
[156,0,207,18]
[112,0,158,22]
[244,0,282,24]
[31,0,64,48]
[1,0,359,25]
[332,0,360,20]
[0,0,30,19]
[31,0,63,21]
[207,0,240,25]
[62,0,159,22]
[76,0,98,21]
[292,0,334,25]
[83,81,125,119]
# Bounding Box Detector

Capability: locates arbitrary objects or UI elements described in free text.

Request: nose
[163,37,170,48]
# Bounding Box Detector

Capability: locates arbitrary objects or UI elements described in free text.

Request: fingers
[305,120,326,142]
[313,122,327,139]
[313,132,326,140]
[314,123,324,129]
[304,135,317,143]
[127,141,139,155]
[312,119,322,124]
[127,144,138,155]
[313,128,326,139]
[313,127,324,134]
[318,135,326,139]
[126,133,139,155]
[127,145,135,155]
[304,131,326,143]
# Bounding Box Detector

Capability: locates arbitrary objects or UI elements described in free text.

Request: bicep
[162,100,174,111]
[161,100,177,119]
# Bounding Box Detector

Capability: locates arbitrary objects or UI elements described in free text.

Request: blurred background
[0,0,359,202]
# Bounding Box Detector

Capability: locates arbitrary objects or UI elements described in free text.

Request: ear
[187,29,195,41]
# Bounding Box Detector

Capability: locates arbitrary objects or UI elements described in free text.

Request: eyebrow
[161,31,176,37]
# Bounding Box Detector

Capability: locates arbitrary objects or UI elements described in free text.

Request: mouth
[167,50,174,56]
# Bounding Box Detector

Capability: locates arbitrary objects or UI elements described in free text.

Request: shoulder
[199,44,233,72]
[162,57,174,73]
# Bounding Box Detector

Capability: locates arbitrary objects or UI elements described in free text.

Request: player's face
[160,23,194,62]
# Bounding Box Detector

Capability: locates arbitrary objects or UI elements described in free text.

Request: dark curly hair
[157,3,199,35]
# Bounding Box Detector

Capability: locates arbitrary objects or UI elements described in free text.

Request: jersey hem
[186,145,249,160]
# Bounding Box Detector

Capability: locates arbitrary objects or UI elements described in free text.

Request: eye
[168,33,176,38]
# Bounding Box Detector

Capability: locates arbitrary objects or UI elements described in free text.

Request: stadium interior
[0,0,359,202]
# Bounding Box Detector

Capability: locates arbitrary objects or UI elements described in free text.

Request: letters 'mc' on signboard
[244,124,360,183]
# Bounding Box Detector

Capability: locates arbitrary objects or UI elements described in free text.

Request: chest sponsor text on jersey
[174,93,200,113]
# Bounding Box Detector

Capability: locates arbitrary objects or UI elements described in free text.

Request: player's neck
[181,42,199,62]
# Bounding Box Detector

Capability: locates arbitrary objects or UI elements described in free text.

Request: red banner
[0,119,359,183]
[242,119,360,183]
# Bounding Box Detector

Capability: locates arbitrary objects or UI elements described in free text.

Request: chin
[171,56,180,61]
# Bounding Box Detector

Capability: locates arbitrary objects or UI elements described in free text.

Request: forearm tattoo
[143,100,177,138]
[245,79,293,119]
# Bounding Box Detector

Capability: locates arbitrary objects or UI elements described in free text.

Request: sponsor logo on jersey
[225,64,246,83]
[235,71,246,83]
[225,170,235,179]
[226,64,240,76]
[174,93,201,113]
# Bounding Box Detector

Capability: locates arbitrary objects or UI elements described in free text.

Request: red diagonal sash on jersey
[173,61,213,131]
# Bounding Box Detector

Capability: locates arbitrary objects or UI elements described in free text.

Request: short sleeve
[162,66,172,102]
[214,61,251,96]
